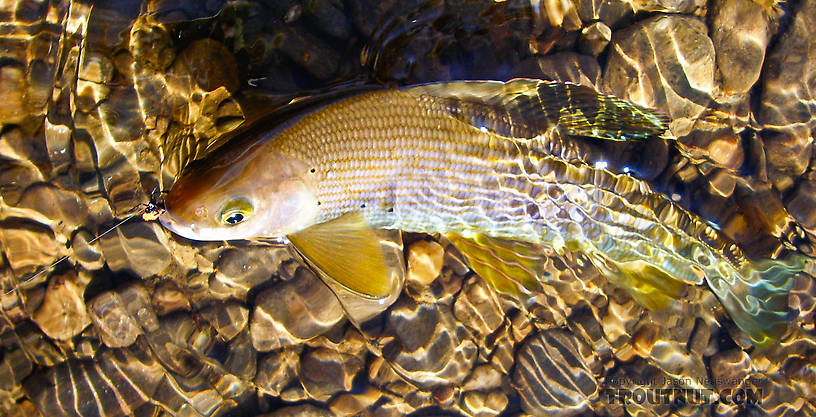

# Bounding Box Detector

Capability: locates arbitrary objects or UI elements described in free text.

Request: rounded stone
[602,15,715,135]
[172,39,241,93]
[513,329,598,416]
[407,239,445,286]
[32,272,90,341]
[88,291,141,348]
[709,0,770,94]
[579,22,612,57]
[250,268,345,352]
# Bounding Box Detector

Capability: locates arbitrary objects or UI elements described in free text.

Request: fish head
[161,146,320,241]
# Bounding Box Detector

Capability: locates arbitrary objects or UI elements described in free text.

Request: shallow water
[0,0,815,416]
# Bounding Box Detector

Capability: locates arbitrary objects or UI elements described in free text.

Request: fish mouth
[158,211,221,241]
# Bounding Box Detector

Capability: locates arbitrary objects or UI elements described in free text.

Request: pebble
[513,329,598,416]
[756,0,816,189]
[199,302,249,342]
[255,347,301,397]
[709,349,751,392]
[710,0,770,95]
[299,347,364,401]
[32,272,90,341]
[579,22,611,57]
[602,15,715,135]
[170,39,241,93]
[407,239,445,286]
[88,291,141,348]
[250,267,345,352]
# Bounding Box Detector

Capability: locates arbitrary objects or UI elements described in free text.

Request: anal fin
[599,259,688,311]
[448,231,688,311]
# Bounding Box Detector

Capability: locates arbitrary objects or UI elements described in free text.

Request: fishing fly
[3,192,167,296]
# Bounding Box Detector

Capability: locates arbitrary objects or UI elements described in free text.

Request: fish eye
[220,197,253,226]
[224,211,245,225]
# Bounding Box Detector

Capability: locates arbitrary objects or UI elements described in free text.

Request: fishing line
[2,201,166,297]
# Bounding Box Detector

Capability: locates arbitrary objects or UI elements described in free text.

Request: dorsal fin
[401,79,670,141]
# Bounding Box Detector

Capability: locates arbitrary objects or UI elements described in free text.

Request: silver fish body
[161,80,805,347]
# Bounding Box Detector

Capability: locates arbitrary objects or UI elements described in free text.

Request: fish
[160,79,806,347]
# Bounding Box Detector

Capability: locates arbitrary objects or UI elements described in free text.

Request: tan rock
[710,0,770,94]
[88,291,141,348]
[462,364,504,392]
[579,22,612,57]
[0,66,26,125]
[255,347,301,397]
[407,239,444,286]
[710,349,752,392]
[32,272,90,340]
[602,15,715,135]
[170,39,240,93]
[383,296,478,389]
[786,178,816,234]
[463,390,509,417]
[300,347,364,401]
[756,0,816,187]
[200,302,248,342]
[0,217,58,280]
[329,386,382,415]
[260,404,334,417]
[98,222,172,278]
[250,267,345,352]
[151,281,191,315]
[513,329,598,416]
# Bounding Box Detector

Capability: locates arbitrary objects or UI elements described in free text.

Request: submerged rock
[88,291,142,348]
[250,267,345,352]
[579,22,611,57]
[756,0,816,190]
[32,272,90,341]
[406,239,445,286]
[710,0,770,95]
[513,329,599,416]
[602,15,716,137]
[2,0,816,415]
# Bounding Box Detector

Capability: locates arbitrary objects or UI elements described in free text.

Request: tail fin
[710,254,808,348]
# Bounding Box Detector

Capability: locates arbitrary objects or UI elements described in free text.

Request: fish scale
[278,91,691,285]
[162,80,805,347]
[270,87,797,345]
[274,91,526,234]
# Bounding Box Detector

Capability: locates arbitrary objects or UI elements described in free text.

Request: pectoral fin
[446,233,547,296]
[288,213,403,299]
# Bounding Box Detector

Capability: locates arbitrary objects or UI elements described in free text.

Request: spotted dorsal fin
[402,79,670,141]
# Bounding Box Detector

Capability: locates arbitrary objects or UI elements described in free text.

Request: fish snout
[158,209,206,240]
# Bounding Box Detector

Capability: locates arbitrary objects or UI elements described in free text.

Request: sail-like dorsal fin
[402,79,670,141]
